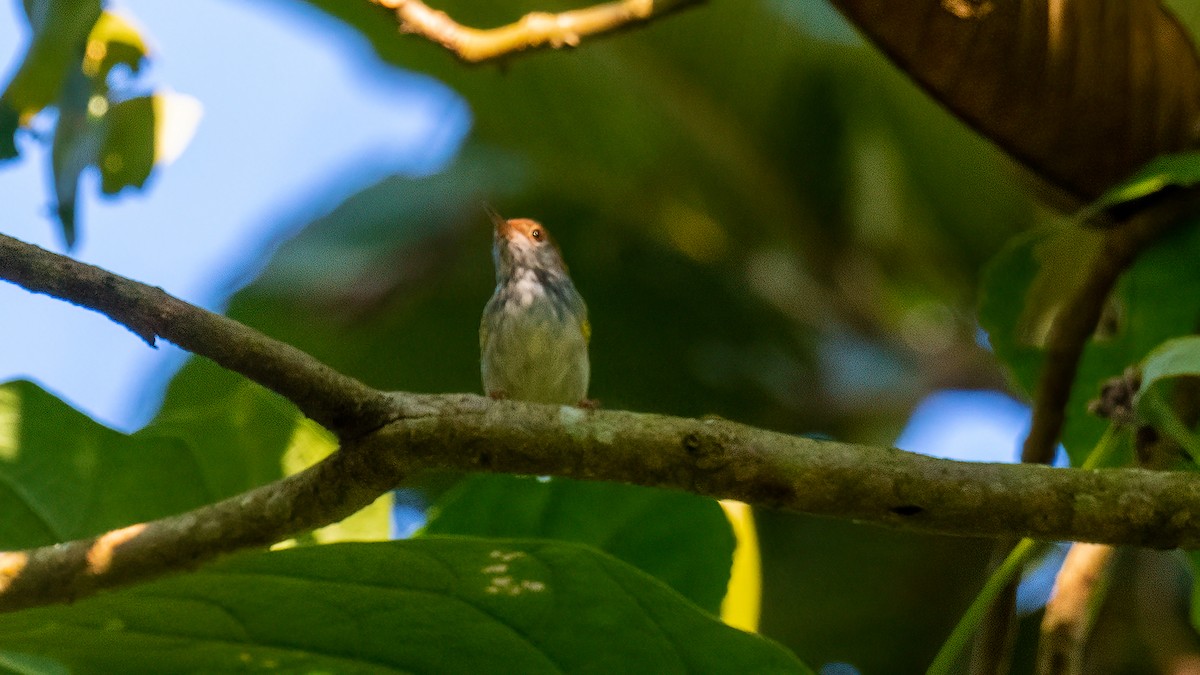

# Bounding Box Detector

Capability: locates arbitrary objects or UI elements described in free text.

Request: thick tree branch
[6,388,1200,611]
[4,231,1200,612]
[0,235,393,438]
[370,0,703,63]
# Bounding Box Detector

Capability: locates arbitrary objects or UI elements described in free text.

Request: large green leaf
[422,474,736,615]
[0,380,211,550]
[143,356,300,497]
[0,539,810,674]
[0,359,299,551]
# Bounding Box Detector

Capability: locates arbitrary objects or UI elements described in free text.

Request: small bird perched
[480,207,591,405]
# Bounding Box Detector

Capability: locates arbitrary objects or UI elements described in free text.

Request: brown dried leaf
[831,0,1200,205]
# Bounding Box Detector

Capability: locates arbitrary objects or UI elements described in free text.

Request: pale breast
[481,286,590,405]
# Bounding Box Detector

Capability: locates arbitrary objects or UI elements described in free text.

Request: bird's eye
[530,228,543,241]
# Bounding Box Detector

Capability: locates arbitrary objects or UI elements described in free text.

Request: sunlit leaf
[422,474,736,615]
[148,92,202,166]
[275,418,392,544]
[94,92,203,196]
[719,499,762,632]
[0,539,810,674]
[83,11,150,81]
[0,0,102,155]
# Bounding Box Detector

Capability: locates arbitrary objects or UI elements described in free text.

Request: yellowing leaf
[720,499,762,632]
[83,11,151,80]
[279,418,392,543]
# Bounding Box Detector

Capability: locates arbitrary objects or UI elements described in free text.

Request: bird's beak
[483,203,512,238]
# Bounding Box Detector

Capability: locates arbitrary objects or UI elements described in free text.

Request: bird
[480,206,591,406]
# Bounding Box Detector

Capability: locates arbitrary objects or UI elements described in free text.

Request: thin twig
[370,0,703,63]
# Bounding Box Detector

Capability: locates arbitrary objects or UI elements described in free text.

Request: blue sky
[0,0,469,431]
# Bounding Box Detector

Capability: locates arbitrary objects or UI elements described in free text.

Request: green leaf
[0,539,810,674]
[277,417,394,544]
[49,66,102,248]
[0,380,214,550]
[1133,336,1200,458]
[1137,336,1200,400]
[977,234,1035,385]
[1083,151,1200,220]
[142,356,301,498]
[0,105,19,160]
[979,221,1200,464]
[422,474,736,614]
[0,0,102,142]
[0,649,69,675]
[0,361,299,550]
[95,93,203,196]
[97,96,155,195]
